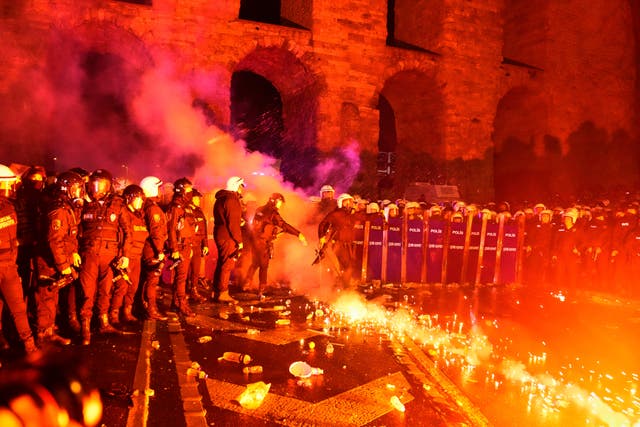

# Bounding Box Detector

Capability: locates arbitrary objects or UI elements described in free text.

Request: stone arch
[492,85,549,200]
[25,20,156,172]
[52,20,153,71]
[492,85,547,154]
[378,68,443,158]
[232,45,321,188]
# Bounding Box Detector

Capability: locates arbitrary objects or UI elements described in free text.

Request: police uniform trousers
[333,241,355,288]
[213,239,236,294]
[111,255,142,312]
[34,257,61,332]
[246,238,271,288]
[79,240,119,320]
[188,242,203,292]
[0,262,33,342]
[173,244,193,302]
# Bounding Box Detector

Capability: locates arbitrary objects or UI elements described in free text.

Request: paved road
[2,283,638,426]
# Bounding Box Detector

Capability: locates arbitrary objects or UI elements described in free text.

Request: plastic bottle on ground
[219,351,252,364]
[390,395,405,412]
[242,365,264,374]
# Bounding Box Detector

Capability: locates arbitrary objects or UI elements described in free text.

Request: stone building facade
[1,0,639,203]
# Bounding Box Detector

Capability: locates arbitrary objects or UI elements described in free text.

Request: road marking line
[396,337,492,427]
[167,316,208,427]
[126,319,155,427]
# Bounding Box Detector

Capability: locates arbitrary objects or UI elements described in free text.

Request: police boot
[122,305,138,323]
[109,309,120,325]
[189,288,206,304]
[38,327,71,346]
[99,313,119,334]
[68,313,81,334]
[146,303,168,321]
[81,318,91,346]
[23,336,39,355]
[177,299,196,318]
[217,291,237,303]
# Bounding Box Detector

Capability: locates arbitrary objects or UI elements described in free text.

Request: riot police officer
[212,176,245,303]
[318,193,356,289]
[15,166,47,300]
[166,177,197,317]
[245,193,306,294]
[34,170,84,346]
[187,189,208,304]
[78,169,132,345]
[0,164,38,354]
[109,185,148,324]
[139,176,168,320]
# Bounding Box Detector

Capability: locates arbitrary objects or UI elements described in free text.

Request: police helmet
[270,193,285,204]
[21,165,46,191]
[563,208,579,223]
[87,169,113,201]
[173,178,193,195]
[56,171,85,202]
[226,176,245,192]
[140,176,163,198]
[0,164,18,197]
[366,202,380,214]
[123,184,146,211]
[337,193,354,209]
[320,184,334,197]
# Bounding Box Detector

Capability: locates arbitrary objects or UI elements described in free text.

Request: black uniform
[188,203,208,296]
[79,194,132,322]
[140,198,168,317]
[0,196,36,352]
[551,222,584,290]
[110,206,148,320]
[212,190,243,298]
[246,201,301,291]
[14,185,44,298]
[318,205,355,288]
[34,196,79,337]
[166,195,197,313]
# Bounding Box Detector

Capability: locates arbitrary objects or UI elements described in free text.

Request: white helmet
[320,184,334,197]
[366,202,380,214]
[226,176,245,192]
[0,164,18,197]
[140,176,163,198]
[337,193,353,208]
[563,207,579,223]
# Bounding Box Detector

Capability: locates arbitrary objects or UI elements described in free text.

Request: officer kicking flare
[244,193,307,295]
[317,193,356,290]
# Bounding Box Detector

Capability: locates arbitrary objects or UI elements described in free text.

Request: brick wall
[0,0,638,200]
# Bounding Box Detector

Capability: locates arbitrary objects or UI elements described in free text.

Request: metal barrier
[354,214,524,285]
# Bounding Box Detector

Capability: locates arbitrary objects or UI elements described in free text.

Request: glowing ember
[316,291,640,426]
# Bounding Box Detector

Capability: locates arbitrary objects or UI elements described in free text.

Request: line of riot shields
[352,213,524,285]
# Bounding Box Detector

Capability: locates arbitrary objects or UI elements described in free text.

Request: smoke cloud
[0,20,358,297]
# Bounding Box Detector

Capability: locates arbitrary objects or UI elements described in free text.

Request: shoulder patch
[153,213,161,223]
[52,219,62,231]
